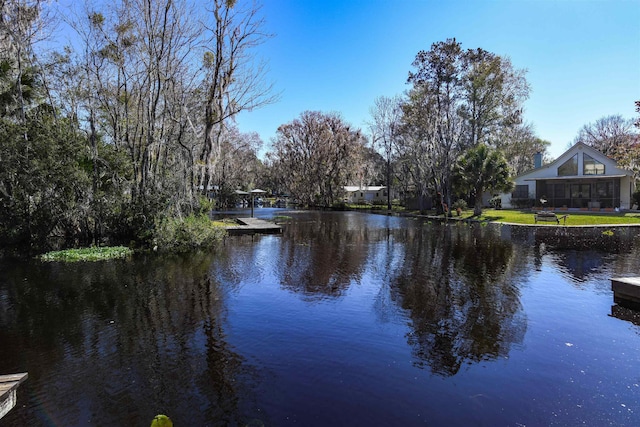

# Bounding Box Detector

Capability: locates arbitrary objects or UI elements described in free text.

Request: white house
[500,142,636,210]
[343,186,388,204]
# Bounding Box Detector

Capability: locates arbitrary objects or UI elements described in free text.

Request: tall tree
[268,111,363,207]
[454,143,513,216]
[572,114,636,160]
[403,38,529,211]
[369,95,402,209]
[495,123,550,176]
[198,0,277,197]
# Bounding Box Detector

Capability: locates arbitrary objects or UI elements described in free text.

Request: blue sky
[235,0,640,159]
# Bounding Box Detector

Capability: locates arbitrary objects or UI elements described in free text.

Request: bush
[452,199,468,211]
[153,214,226,252]
[489,196,502,209]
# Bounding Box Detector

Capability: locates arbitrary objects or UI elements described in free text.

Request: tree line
[1,1,638,255]
[0,0,274,254]
[267,38,639,215]
[267,38,550,215]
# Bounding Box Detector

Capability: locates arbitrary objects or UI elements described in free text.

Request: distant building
[343,186,387,204]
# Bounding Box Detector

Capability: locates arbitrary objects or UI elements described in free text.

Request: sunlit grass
[40,246,133,262]
[469,209,640,226]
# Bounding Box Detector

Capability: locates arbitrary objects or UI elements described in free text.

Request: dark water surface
[2,211,640,426]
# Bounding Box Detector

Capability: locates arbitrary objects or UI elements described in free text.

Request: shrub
[633,189,640,207]
[153,214,226,252]
[489,196,502,209]
[452,199,468,211]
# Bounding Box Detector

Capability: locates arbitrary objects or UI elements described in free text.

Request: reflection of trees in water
[390,224,528,376]
[276,212,394,299]
[0,253,258,426]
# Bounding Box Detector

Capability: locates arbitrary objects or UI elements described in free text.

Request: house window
[512,185,528,199]
[583,153,605,175]
[571,184,590,199]
[558,154,578,176]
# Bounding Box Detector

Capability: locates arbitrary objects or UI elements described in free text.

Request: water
[1,211,640,426]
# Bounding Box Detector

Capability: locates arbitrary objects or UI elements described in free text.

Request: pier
[0,373,28,419]
[611,277,640,308]
[226,217,282,235]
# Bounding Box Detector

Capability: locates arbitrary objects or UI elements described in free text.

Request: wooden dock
[0,373,28,419]
[611,277,640,308]
[226,217,282,235]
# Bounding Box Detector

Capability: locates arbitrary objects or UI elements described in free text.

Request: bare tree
[198,0,277,196]
[572,114,636,160]
[368,95,402,209]
[269,111,363,207]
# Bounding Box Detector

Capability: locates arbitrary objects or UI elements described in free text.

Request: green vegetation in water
[40,246,133,262]
[273,215,292,222]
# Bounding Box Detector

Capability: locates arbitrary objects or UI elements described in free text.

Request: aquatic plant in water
[40,246,133,262]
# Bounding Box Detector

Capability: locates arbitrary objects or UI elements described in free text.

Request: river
[1,210,640,426]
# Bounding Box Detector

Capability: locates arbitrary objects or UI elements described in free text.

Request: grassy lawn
[466,209,640,226]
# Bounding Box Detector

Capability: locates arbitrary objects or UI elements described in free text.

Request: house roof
[523,174,629,181]
[344,186,386,192]
[516,141,633,180]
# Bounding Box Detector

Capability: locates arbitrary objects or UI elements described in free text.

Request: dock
[226,217,282,235]
[611,277,640,308]
[0,373,28,419]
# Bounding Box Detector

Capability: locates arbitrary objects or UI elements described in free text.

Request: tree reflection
[390,223,528,376]
[276,212,390,299]
[0,253,258,426]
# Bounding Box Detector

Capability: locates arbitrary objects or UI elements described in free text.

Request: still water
[2,211,640,426]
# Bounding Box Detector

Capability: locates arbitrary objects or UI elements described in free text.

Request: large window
[571,184,590,199]
[558,154,578,176]
[583,153,605,175]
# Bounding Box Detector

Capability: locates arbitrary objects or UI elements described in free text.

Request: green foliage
[152,214,227,252]
[454,144,513,215]
[632,189,640,207]
[452,199,468,210]
[40,246,132,262]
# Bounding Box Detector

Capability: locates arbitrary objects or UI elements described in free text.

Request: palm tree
[455,144,513,216]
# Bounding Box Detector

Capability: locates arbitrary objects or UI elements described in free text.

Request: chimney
[534,152,542,169]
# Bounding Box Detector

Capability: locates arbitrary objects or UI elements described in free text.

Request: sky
[234,0,640,160]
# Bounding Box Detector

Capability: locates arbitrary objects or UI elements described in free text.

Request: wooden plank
[612,277,640,307]
[226,218,282,235]
[0,373,27,420]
